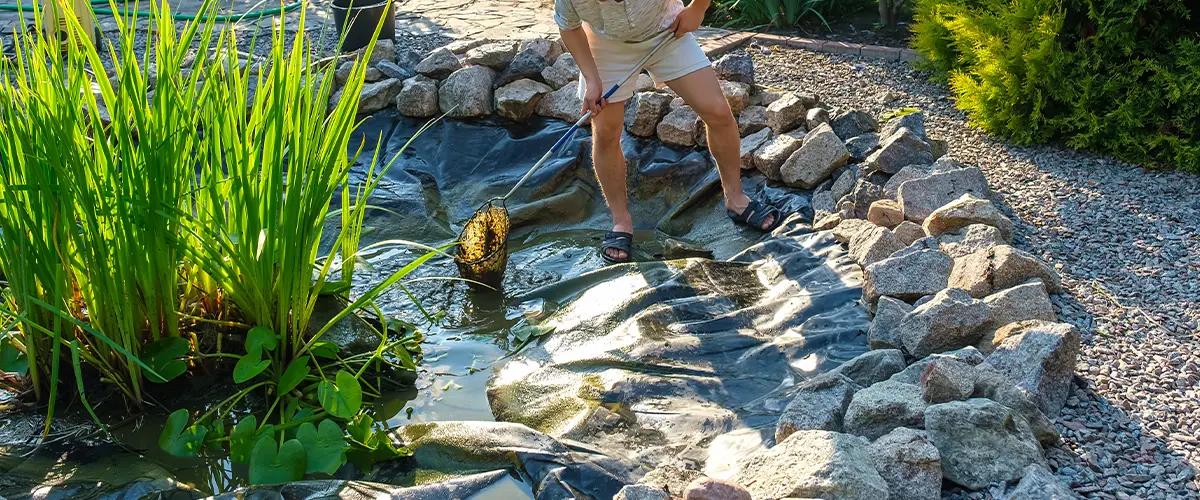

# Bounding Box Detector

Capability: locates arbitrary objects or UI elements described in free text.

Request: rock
[899,288,989,358]
[920,357,978,403]
[777,373,861,441]
[948,245,1063,298]
[755,89,784,107]
[752,134,803,180]
[438,66,495,118]
[868,428,942,500]
[683,478,752,500]
[881,111,926,139]
[832,218,876,245]
[463,41,518,70]
[848,224,905,267]
[766,92,808,134]
[883,164,932,198]
[357,78,403,115]
[924,398,1047,490]
[635,73,656,92]
[737,105,768,136]
[845,133,880,162]
[712,53,754,84]
[657,106,704,147]
[495,78,552,121]
[891,221,926,247]
[830,167,858,202]
[534,82,583,122]
[937,223,1005,258]
[1008,464,1077,498]
[832,109,879,141]
[862,249,952,304]
[731,430,889,500]
[394,75,439,118]
[929,138,949,159]
[334,60,355,85]
[494,49,548,88]
[805,107,830,130]
[898,167,991,223]
[986,320,1080,417]
[625,91,673,137]
[364,39,396,66]
[829,349,907,387]
[977,281,1057,353]
[814,213,842,231]
[415,47,461,79]
[869,297,912,350]
[780,123,850,188]
[615,485,669,500]
[669,97,686,110]
[541,53,579,89]
[637,464,702,497]
[863,127,935,175]
[971,363,1060,446]
[867,199,905,228]
[739,128,773,170]
[892,236,941,260]
[923,194,1014,242]
[849,176,888,219]
[719,80,750,115]
[444,38,486,54]
[376,60,413,80]
[518,38,559,61]
[365,67,384,83]
[812,189,836,215]
[844,380,928,440]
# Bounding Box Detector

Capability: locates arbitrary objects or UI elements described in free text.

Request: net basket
[455,201,510,290]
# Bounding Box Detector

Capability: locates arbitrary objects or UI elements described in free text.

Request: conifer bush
[912,0,1199,171]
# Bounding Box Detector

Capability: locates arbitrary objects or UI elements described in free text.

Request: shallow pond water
[0,114,868,498]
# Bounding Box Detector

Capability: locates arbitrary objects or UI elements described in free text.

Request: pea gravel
[744,43,1200,499]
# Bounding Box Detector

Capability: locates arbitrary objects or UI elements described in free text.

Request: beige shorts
[577,30,710,104]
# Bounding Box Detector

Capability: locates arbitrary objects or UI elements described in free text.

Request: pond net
[455,200,510,290]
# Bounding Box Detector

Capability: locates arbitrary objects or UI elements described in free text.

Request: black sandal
[600,231,634,264]
[729,199,783,232]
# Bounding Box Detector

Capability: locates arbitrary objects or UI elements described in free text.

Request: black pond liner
[0,113,870,500]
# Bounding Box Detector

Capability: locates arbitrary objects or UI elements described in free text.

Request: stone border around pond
[328,37,1079,500]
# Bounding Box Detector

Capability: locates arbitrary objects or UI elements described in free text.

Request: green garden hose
[0,0,303,22]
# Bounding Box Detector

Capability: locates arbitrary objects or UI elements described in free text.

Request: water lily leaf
[246,326,278,354]
[159,409,208,457]
[0,333,28,376]
[346,432,409,471]
[249,436,306,485]
[230,415,276,464]
[278,356,310,395]
[206,419,227,451]
[295,419,347,474]
[512,324,555,342]
[233,349,271,383]
[140,336,189,383]
[309,340,340,360]
[317,370,362,419]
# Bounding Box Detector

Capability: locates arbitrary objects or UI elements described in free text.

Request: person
[554,0,783,263]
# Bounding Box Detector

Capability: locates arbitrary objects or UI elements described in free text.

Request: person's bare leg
[666,66,774,230]
[591,100,632,260]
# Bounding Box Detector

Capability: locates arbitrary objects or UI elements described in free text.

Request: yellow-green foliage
[913,0,1199,171]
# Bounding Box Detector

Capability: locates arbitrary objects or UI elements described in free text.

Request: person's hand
[668,3,707,38]
[582,77,606,116]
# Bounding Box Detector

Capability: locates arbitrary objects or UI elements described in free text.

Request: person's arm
[669,0,710,38]
[559,27,606,116]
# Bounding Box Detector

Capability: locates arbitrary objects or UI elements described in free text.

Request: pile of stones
[330,37,1081,500]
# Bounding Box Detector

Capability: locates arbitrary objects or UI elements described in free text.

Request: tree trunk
[879,0,895,28]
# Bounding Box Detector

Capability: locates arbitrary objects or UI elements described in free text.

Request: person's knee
[694,100,736,130]
[592,113,625,148]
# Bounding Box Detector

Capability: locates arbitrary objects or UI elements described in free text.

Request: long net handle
[501,31,677,201]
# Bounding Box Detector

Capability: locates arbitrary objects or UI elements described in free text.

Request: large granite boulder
[657,106,705,147]
[358,78,403,115]
[831,109,879,142]
[847,224,905,268]
[880,111,926,139]
[711,53,754,84]
[978,281,1057,352]
[415,47,460,79]
[541,53,579,89]
[987,320,1080,417]
[863,249,952,304]
[937,223,1005,258]
[766,92,808,134]
[898,167,991,222]
[438,66,496,117]
[731,430,889,500]
[625,91,673,137]
[864,127,934,174]
[923,194,1014,242]
[463,41,518,70]
[868,427,942,500]
[949,245,1063,298]
[737,105,768,136]
[394,75,438,118]
[738,128,773,170]
[925,399,1047,490]
[776,372,861,441]
[780,123,851,189]
[719,80,751,115]
[828,349,907,387]
[494,49,549,88]
[495,78,553,122]
[868,297,913,350]
[844,380,928,440]
[898,288,990,358]
[535,82,584,122]
[752,134,803,180]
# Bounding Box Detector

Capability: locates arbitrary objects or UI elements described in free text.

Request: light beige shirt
[554,0,685,42]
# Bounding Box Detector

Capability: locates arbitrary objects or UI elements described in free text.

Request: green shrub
[912,0,1199,171]
[705,0,874,29]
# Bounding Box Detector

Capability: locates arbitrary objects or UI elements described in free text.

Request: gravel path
[748,43,1200,499]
